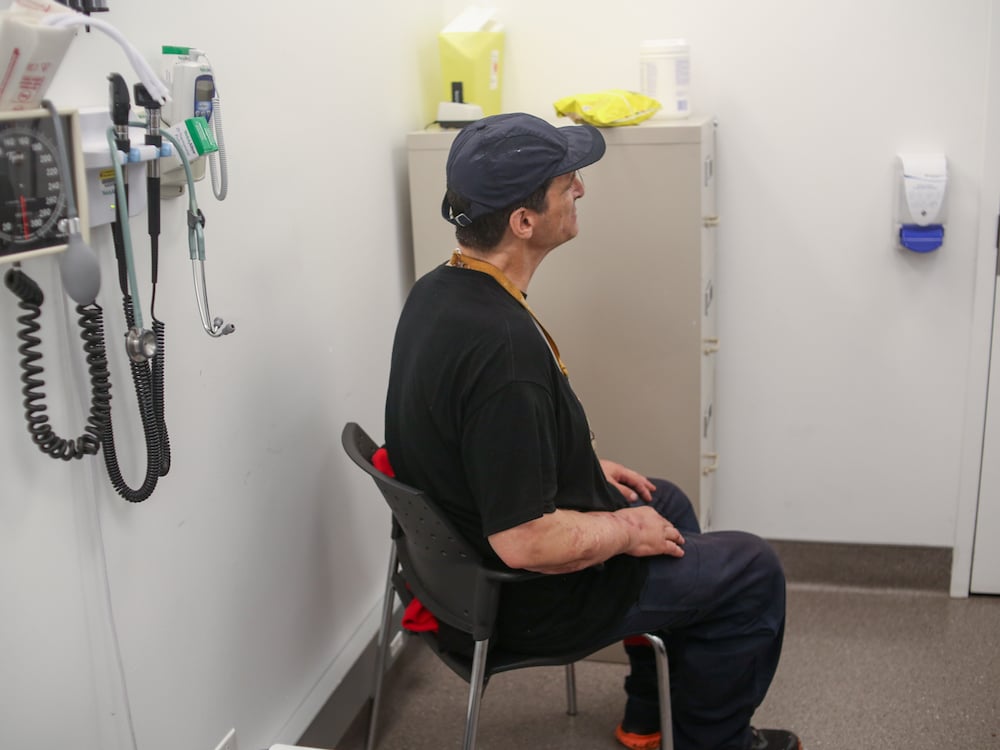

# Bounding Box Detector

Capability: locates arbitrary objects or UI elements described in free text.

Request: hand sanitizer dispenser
[897,153,948,253]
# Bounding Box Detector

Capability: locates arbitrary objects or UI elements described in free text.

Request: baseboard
[292,603,404,748]
[768,540,952,592]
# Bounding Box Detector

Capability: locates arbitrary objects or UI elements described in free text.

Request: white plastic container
[639,39,691,119]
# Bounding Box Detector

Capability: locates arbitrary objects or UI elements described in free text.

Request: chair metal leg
[642,632,673,750]
[564,663,578,715]
[462,638,490,750]
[364,547,398,750]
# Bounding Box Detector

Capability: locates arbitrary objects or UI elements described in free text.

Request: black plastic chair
[341,422,673,750]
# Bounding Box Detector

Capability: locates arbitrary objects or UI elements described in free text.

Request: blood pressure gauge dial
[0,110,76,264]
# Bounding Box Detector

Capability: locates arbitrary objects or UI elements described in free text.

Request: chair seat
[394,566,628,684]
[417,627,633,685]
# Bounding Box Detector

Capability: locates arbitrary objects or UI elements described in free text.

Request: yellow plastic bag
[553,90,661,127]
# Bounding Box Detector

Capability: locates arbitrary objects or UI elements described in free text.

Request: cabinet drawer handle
[703,215,720,227]
[702,453,719,475]
[703,337,720,355]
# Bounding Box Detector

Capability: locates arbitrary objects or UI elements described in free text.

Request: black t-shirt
[385,263,646,653]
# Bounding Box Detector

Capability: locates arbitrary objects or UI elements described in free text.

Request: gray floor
[310,545,1000,749]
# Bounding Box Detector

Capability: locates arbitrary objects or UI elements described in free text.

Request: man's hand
[601,459,656,503]
[616,505,685,558]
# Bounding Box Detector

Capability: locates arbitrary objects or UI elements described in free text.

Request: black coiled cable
[98,295,170,502]
[152,315,171,475]
[4,267,110,461]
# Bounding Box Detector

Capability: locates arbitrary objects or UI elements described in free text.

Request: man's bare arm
[488,506,684,575]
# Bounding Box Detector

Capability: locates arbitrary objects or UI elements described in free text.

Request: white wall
[0,3,445,750]
[456,0,994,547]
[1,1,995,750]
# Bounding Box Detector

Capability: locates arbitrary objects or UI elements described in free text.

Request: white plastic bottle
[639,39,691,119]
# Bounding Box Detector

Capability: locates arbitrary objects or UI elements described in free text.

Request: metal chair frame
[342,422,673,750]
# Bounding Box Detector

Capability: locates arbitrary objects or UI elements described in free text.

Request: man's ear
[508,206,535,240]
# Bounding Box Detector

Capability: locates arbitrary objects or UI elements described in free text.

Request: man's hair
[449,178,554,252]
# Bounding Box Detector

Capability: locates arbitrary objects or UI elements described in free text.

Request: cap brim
[554,122,606,175]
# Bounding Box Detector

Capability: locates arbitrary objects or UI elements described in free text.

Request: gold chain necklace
[448,250,569,377]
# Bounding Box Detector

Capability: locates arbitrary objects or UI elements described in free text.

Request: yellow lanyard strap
[448,250,569,377]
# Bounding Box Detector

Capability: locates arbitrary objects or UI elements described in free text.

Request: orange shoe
[615,724,661,750]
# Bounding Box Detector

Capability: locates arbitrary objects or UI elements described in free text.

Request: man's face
[531,170,586,249]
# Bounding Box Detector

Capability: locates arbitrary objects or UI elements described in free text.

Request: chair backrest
[341,422,502,641]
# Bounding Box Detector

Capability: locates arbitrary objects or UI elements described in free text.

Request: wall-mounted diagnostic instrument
[161,46,228,201]
[1,4,234,502]
[3,103,107,462]
[0,108,88,266]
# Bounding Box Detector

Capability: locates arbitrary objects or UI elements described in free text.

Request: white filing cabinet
[406,116,719,527]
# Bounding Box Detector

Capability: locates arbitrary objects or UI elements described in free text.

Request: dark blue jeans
[600,479,786,750]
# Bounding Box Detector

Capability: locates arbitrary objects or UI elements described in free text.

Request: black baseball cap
[441,113,606,227]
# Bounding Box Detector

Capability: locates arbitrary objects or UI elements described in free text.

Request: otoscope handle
[135,83,162,175]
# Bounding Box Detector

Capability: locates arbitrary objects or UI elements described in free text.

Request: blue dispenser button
[900,225,944,253]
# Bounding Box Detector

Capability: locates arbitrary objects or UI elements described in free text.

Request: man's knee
[731,531,784,581]
[729,532,786,625]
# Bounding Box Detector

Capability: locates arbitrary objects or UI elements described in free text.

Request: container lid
[640,38,689,53]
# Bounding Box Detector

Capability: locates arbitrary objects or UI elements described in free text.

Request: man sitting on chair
[384,112,801,750]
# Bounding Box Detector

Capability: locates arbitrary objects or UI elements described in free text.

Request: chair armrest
[481,561,545,584]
